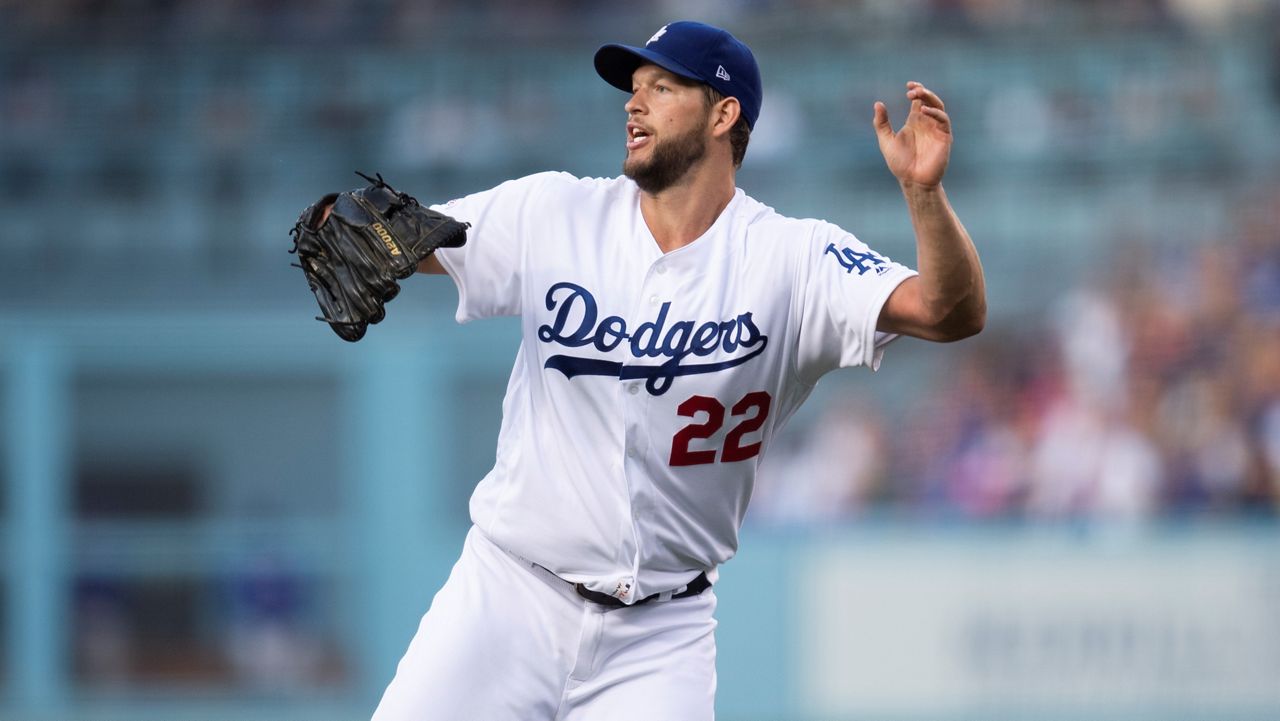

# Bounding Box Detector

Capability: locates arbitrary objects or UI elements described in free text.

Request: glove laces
[355,171,420,215]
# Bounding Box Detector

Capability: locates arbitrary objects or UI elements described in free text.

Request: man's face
[622,64,711,194]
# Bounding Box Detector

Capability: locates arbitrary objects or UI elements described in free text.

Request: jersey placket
[616,254,672,602]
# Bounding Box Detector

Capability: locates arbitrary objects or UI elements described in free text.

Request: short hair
[702,85,751,168]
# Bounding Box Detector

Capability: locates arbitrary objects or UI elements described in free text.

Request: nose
[624,88,645,116]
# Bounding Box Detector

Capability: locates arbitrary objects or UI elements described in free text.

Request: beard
[623,119,709,194]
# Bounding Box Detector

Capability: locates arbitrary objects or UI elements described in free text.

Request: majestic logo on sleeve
[536,282,768,396]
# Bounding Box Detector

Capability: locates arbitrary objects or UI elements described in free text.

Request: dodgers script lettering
[536,282,769,396]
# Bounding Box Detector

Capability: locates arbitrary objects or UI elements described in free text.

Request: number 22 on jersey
[669,391,772,466]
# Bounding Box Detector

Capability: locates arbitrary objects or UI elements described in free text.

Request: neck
[638,163,736,254]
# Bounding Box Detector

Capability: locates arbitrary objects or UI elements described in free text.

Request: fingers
[906,81,945,111]
[906,81,952,135]
[873,100,893,140]
[305,200,335,230]
[876,83,950,139]
[921,105,952,132]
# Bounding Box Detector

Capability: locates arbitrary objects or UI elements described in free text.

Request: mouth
[626,123,651,151]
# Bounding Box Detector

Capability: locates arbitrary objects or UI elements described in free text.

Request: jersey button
[628,385,639,395]
[656,265,667,275]
[649,294,660,305]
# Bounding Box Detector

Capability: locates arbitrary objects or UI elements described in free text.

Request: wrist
[900,181,946,210]
[899,179,943,195]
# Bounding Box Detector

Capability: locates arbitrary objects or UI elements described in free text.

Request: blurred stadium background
[2,0,1280,719]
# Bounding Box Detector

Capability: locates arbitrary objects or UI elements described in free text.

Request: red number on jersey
[669,395,724,466]
[721,391,772,462]
[668,391,774,467]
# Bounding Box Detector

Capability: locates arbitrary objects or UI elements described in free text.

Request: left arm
[873,82,986,342]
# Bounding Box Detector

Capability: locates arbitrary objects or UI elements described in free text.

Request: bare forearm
[901,182,986,339]
[418,255,446,274]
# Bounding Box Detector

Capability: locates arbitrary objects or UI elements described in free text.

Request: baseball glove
[289,172,468,341]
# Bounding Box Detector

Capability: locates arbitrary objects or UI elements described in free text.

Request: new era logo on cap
[593,20,764,130]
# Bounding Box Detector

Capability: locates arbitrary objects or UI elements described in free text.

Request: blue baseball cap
[594,21,763,130]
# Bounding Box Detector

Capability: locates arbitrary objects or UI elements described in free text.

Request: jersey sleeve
[429,172,560,323]
[793,221,917,384]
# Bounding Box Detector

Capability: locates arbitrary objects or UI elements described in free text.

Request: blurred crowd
[2,0,1274,44]
[756,184,1280,523]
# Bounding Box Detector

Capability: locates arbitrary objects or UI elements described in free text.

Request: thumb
[873,101,894,147]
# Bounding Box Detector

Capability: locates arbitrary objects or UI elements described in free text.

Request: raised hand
[873,81,953,189]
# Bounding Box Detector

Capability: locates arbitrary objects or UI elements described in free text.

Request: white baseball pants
[371,525,718,721]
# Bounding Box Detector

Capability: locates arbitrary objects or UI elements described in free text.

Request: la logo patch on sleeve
[824,243,889,276]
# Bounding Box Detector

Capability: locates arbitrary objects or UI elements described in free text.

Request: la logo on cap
[647,25,668,45]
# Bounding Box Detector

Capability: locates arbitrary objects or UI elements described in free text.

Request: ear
[710,96,741,139]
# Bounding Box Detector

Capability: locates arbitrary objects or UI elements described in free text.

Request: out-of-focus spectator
[74,577,133,685]
[225,555,324,689]
[1053,288,1128,413]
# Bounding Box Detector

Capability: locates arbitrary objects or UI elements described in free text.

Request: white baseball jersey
[432,172,915,603]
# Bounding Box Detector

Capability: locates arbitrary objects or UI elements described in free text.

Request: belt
[573,572,711,608]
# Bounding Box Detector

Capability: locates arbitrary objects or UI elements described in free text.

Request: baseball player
[370,20,985,721]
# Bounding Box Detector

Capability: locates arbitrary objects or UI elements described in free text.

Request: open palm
[874,82,952,188]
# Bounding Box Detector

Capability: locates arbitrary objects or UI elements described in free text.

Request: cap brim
[594,44,704,92]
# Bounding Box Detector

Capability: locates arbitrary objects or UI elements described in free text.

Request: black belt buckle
[574,572,710,607]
